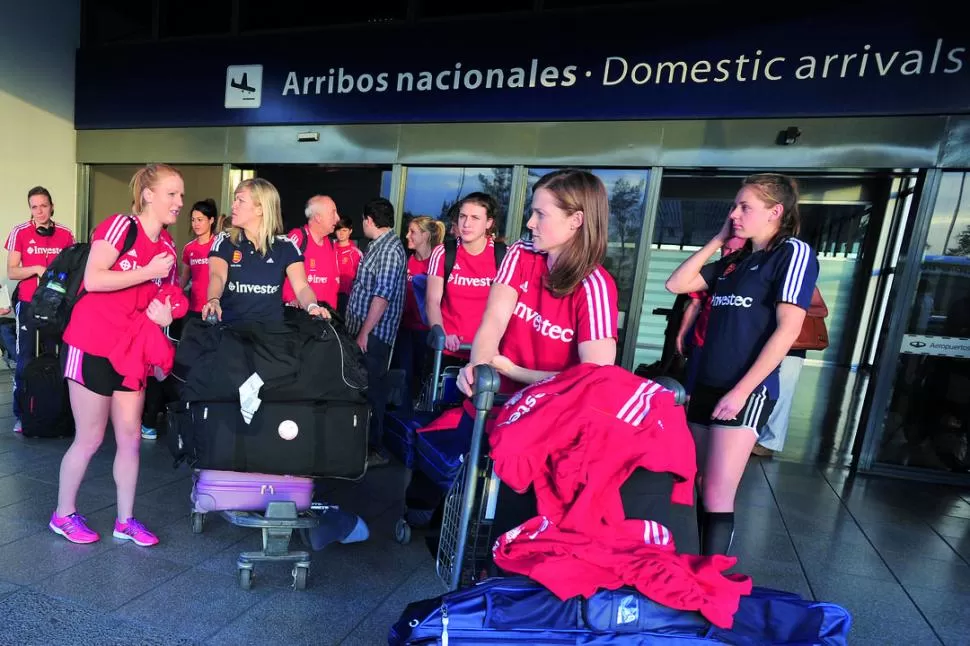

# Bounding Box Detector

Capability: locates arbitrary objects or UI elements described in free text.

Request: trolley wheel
[190,512,204,534]
[292,565,308,591]
[394,518,412,545]
[238,567,253,590]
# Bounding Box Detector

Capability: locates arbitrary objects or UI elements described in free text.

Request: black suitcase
[168,399,369,480]
[17,332,74,438]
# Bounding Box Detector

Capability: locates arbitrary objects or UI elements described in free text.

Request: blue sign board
[74,7,970,129]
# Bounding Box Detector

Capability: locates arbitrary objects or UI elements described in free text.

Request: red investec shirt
[401,254,431,331]
[428,239,498,357]
[64,214,178,358]
[335,243,363,296]
[282,227,339,307]
[182,237,214,312]
[4,222,75,302]
[494,240,619,392]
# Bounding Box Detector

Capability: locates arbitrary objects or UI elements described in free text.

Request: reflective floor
[0,370,967,644]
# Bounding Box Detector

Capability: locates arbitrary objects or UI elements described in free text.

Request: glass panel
[519,167,650,354]
[381,170,393,200]
[239,0,407,31]
[160,0,232,39]
[403,167,513,230]
[420,0,533,18]
[878,172,970,473]
[84,0,153,45]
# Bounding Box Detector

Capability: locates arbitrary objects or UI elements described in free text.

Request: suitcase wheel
[190,512,205,534]
[291,564,308,591]
[394,518,412,545]
[238,566,253,590]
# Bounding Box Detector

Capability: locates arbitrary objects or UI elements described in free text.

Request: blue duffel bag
[389,576,851,645]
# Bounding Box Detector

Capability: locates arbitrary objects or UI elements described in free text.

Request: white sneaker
[13,420,22,434]
[140,425,157,440]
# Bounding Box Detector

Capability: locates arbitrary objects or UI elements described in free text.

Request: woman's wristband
[207,297,220,304]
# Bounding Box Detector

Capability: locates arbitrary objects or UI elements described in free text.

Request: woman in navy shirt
[202,179,328,323]
[666,173,818,556]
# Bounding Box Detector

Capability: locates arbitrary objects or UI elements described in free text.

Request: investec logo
[226,282,280,294]
[27,246,61,256]
[308,275,329,285]
[189,257,208,266]
[711,294,754,308]
[512,302,574,342]
[448,274,491,288]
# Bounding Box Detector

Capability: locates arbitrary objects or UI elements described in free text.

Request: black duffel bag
[167,399,369,480]
[173,309,367,404]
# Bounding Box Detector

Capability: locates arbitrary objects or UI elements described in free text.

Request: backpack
[442,238,507,294]
[30,215,138,335]
[17,341,74,438]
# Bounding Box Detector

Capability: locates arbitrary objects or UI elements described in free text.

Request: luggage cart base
[191,501,321,590]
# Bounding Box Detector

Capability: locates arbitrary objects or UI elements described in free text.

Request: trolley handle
[471,364,500,412]
[426,325,473,405]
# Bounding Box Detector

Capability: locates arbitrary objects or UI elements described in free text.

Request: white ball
[278,420,299,441]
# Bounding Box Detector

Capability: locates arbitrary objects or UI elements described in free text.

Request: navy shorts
[686,384,775,435]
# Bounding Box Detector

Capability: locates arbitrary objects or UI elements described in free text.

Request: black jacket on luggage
[173,310,367,404]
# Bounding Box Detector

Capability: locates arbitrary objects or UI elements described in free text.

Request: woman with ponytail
[665,173,818,557]
[395,216,446,406]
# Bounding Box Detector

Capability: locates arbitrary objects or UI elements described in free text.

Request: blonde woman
[202,178,327,323]
[52,164,182,546]
[395,215,446,406]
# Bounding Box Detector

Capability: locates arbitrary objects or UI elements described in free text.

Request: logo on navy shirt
[226,281,280,295]
[710,294,753,308]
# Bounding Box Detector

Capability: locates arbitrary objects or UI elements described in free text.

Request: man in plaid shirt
[346,197,407,467]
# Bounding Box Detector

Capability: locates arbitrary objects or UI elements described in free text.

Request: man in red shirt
[4,186,75,432]
[283,195,340,309]
[334,217,363,315]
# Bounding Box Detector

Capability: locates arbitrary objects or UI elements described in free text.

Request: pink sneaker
[113,517,159,547]
[49,512,100,544]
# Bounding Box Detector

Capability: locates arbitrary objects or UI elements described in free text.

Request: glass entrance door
[870,172,970,476]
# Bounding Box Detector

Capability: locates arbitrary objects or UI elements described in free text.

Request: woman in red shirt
[395,216,445,405]
[178,198,218,328]
[52,164,184,548]
[458,172,618,395]
[455,171,649,556]
[427,193,503,367]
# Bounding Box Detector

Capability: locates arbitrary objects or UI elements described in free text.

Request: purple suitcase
[191,469,314,513]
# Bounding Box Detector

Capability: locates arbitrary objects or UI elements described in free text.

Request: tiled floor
[0,371,967,644]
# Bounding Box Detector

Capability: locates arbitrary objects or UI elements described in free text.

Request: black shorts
[62,344,135,397]
[686,384,775,434]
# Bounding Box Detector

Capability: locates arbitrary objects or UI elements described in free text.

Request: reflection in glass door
[876,172,970,476]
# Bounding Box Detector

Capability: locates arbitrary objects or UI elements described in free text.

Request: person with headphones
[4,186,75,433]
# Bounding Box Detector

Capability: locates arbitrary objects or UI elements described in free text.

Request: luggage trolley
[435,364,501,591]
[435,369,688,592]
[392,325,468,545]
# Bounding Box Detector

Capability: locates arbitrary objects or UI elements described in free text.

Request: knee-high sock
[702,512,735,556]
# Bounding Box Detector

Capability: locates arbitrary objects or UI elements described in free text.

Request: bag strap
[74,215,139,309]
[442,237,458,295]
[299,226,310,255]
[494,239,507,269]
